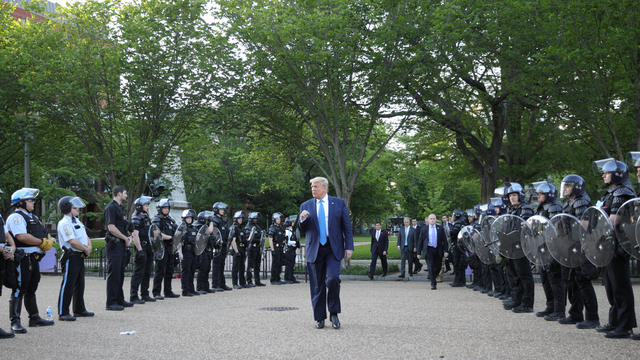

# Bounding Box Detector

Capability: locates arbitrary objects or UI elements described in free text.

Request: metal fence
[51,245,308,282]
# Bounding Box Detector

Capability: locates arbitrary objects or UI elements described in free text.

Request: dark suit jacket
[419,224,448,258]
[299,195,354,263]
[369,228,388,255]
[397,226,416,250]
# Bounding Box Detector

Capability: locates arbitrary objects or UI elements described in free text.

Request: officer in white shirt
[56,196,94,321]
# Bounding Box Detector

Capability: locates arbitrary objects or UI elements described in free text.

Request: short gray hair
[309,177,329,189]
[403,217,410,222]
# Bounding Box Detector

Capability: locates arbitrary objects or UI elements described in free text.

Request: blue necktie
[404,228,408,246]
[431,226,436,247]
[318,200,327,245]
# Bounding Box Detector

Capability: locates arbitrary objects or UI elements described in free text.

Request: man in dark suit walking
[299,177,354,330]
[397,217,415,279]
[411,218,423,274]
[419,214,448,290]
[368,222,388,279]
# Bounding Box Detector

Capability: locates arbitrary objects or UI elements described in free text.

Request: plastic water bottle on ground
[46,306,53,321]
[120,330,136,335]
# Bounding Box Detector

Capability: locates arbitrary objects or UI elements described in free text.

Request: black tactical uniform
[560,182,599,329]
[596,160,637,338]
[503,184,535,313]
[268,214,286,284]
[534,186,564,320]
[152,202,180,299]
[283,223,300,283]
[245,215,264,287]
[211,203,231,291]
[195,212,215,294]
[0,211,16,338]
[230,213,247,288]
[130,200,154,303]
[104,198,131,309]
[448,210,467,287]
[179,215,199,296]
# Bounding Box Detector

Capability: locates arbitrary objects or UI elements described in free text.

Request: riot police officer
[448,209,467,287]
[466,208,483,291]
[104,186,133,310]
[245,212,265,287]
[211,202,231,291]
[268,212,286,285]
[0,188,17,338]
[230,211,247,289]
[196,211,216,294]
[6,188,55,332]
[283,216,300,284]
[533,181,564,321]
[593,159,637,338]
[56,196,94,321]
[559,174,600,330]
[130,196,156,304]
[178,209,199,296]
[152,198,180,299]
[503,183,535,313]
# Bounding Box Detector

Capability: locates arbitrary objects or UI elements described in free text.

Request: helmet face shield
[559,181,573,199]
[627,151,640,168]
[157,198,171,208]
[11,188,40,205]
[69,197,86,209]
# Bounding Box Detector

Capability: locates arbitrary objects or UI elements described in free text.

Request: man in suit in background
[368,221,388,279]
[420,214,448,290]
[299,177,354,330]
[411,218,423,274]
[397,217,416,279]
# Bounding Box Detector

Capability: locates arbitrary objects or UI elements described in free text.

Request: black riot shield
[172,224,185,253]
[489,214,526,259]
[458,225,476,254]
[520,215,556,267]
[580,206,615,267]
[195,225,209,256]
[148,224,165,261]
[476,216,497,265]
[614,198,640,260]
[548,214,587,268]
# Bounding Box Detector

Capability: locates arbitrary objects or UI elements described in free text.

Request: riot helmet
[58,196,86,214]
[156,198,171,213]
[212,202,228,217]
[506,182,525,203]
[134,196,153,212]
[197,210,213,224]
[248,212,259,223]
[182,209,196,223]
[559,174,585,199]
[451,209,464,222]
[594,158,628,185]
[533,181,556,203]
[11,188,39,209]
[233,210,245,220]
[272,212,283,224]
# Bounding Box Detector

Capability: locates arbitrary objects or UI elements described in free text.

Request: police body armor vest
[0,215,5,244]
[154,215,177,238]
[231,225,247,247]
[182,224,198,247]
[601,184,634,216]
[212,216,229,246]
[12,210,47,248]
[562,195,591,218]
[246,225,261,245]
[132,212,151,243]
[269,225,285,247]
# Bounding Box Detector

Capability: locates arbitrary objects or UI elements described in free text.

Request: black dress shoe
[153,294,165,300]
[315,320,325,329]
[222,285,233,291]
[398,274,405,279]
[503,302,518,311]
[246,283,256,288]
[74,311,94,317]
[206,289,216,293]
[536,308,553,317]
[596,324,615,333]
[29,316,54,327]
[233,285,242,289]
[271,281,283,285]
[106,304,124,311]
[631,333,640,340]
[130,297,145,305]
[121,301,134,307]
[182,292,194,297]
[197,290,208,295]
[165,293,180,298]
[0,328,15,338]
[11,322,27,334]
[368,274,373,280]
[605,329,631,339]
[59,314,76,321]
[576,320,599,329]
[255,282,266,287]
[213,287,225,292]
[191,291,200,296]
[330,314,340,329]
[142,296,156,302]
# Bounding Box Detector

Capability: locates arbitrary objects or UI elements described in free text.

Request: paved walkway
[1,275,639,359]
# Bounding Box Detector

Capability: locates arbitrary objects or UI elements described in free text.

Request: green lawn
[351,234,403,260]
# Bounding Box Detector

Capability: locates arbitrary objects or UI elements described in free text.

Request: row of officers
[442,154,640,340]
[0,185,300,338]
